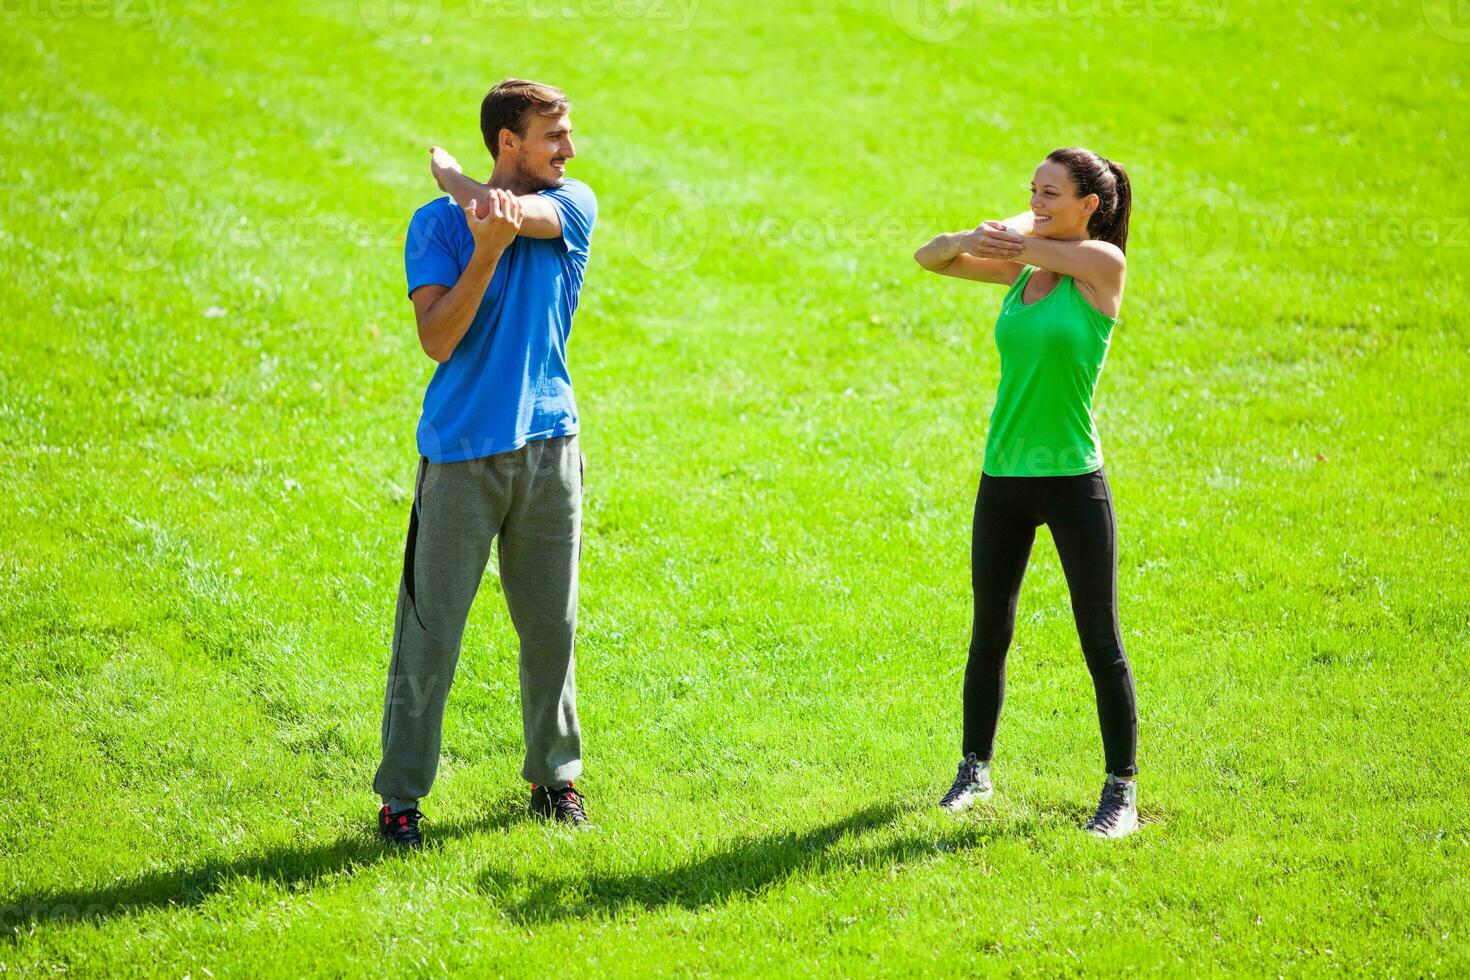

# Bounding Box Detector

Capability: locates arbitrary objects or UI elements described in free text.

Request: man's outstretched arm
[429,146,563,239]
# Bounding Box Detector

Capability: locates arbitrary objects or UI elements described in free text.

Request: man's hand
[466,190,522,254]
[430,145,462,193]
[431,144,566,240]
[407,190,520,364]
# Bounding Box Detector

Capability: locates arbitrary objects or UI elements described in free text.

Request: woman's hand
[914,224,1027,285]
[962,221,1027,260]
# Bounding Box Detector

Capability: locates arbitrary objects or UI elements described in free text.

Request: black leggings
[963,466,1138,777]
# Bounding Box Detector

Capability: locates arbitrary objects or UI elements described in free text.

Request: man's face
[510,112,575,191]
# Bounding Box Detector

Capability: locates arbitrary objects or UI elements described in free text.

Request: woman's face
[1029,160,1097,240]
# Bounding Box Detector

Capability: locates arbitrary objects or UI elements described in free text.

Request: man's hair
[480,79,570,159]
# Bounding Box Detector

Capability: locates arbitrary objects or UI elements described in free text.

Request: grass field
[3,0,1469,974]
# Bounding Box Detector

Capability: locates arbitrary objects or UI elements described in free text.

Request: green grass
[3,0,1468,974]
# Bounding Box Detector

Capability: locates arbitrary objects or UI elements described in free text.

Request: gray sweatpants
[372,434,583,803]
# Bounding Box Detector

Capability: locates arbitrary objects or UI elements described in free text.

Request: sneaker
[939,753,993,812]
[1085,774,1139,838]
[378,804,425,848]
[530,782,591,828]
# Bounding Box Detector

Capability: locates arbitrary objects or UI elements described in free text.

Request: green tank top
[982,265,1117,477]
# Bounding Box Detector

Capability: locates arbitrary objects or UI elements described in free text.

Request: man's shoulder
[410,195,468,232]
[542,178,597,207]
[405,197,470,268]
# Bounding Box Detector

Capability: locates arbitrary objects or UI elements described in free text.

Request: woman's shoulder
[1067,275,1120,322]
[1000,264,1038,302]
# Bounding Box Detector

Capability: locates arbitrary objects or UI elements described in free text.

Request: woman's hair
[1045,147,1131,254]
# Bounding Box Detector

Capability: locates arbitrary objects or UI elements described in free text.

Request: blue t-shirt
[404,178,596,463]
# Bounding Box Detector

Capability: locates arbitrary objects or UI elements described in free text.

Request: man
[374,78,597,847]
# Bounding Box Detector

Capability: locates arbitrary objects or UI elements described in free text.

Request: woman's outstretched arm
[913,212,1037,284]
[914,227,1024,284]
[969,222,1125,296]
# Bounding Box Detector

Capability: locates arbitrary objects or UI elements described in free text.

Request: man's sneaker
[1085,774,1139,838]
[940,753,993,812]
[530,782,591,828]
[379,804,425,848]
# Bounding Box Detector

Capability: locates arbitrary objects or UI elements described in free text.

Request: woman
[913,148,1139,838]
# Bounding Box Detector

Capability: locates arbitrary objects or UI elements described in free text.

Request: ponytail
[1100,159,1131,254]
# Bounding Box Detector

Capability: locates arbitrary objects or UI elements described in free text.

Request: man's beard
[515,154,563,192]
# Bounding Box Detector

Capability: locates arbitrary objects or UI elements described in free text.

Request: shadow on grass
[475,798,1086,923]
[8,793,1147,935]
[2,789,528,937]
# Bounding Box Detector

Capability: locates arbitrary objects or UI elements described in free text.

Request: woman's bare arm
[912,211,1038,284]
[967,222,1126,314]
[914,226,1025,284]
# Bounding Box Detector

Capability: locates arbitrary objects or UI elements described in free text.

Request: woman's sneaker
[1085,774,1139,838]
[939,753,993,812]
